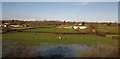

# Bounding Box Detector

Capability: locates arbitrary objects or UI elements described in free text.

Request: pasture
[2,26,118,57]
[24,27,77,33]
[23,26,118,34]
[3,32,118,46]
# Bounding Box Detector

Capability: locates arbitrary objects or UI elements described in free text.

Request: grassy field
[2,26,118,57]
[24,27,77,33]
[22,26,119,34]
[3,32,118,46]
[96,26,118,33]
[2,26,118,46]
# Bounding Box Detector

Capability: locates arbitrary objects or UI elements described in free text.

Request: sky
[1,0,120,2]
[2,2,118,22]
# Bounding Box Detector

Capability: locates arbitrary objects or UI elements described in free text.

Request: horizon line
[1,19,118,23]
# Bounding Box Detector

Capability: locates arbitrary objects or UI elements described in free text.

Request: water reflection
[37,44,90,57]
[3,42,91,57]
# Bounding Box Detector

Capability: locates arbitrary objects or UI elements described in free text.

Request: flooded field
[2,2,119,58]
[3,42,91,57]
[36,44,91,57]
[2,32,118,57]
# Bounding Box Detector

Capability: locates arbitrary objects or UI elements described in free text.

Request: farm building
[2,22,27,28]
[2,23,11,27]
[73,26,87,29]
[10,25,20,27]
[58,23,88,29]
[73,22,88,29]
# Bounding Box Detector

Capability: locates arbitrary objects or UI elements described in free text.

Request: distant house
[2,22,22,28]
[3,23,11,27]
[3,25,7,27]
[73,26,87,29]
[73,23,88,29]
[58,23,88,29]
[10,25,20,27]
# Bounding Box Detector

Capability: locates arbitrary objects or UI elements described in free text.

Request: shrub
[96,30,106,37]
[2,27,11,33]
[112,36,119,40]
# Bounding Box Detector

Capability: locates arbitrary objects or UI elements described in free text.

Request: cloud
[20,3,32,6]
[81,2,89,5]
[72,2,89,6]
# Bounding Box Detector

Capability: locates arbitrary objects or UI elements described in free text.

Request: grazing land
[2,20,119,57]
[3,27,118,46]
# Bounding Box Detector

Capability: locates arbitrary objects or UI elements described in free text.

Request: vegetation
[2,20,119,57]
[80,45,118,57]
[3,32,118,46]
[96,26,118,34]
[2,21,118,46]
[24,27,77,33]
[2,27,11,33]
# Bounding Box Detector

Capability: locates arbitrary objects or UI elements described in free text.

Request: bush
[2,27,11,33]
[112,36,119,40]
[96,30,106,37]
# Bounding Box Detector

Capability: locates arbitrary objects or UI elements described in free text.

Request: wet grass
[3,46,36,57]
[80,45,118,57]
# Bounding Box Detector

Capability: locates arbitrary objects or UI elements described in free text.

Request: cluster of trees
[2,20,26,25]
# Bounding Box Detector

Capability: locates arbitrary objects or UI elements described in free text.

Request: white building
[59,23,88,29]
[3,25,7,27]
[11,25,20,27]
[73,26,87,29]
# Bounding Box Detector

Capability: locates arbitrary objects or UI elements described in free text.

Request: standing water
[36,44,91,57]
[3,42,91,57]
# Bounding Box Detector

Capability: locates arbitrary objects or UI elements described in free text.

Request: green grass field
[2,26,118,57]
[96,26,118,33]
[3,26,118,47]
[24,27,77,33]
[3,32,117,46]
[23,26,119,34]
